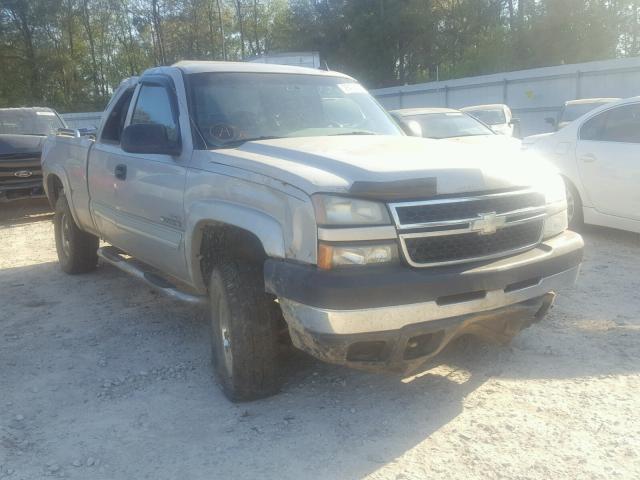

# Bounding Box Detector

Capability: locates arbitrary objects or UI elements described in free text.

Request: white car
[461,104,518,137]
[523,96,640,233]
[390,108,521,148]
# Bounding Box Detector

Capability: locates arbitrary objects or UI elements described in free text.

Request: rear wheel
[209,260,281,401]
[54,194,99,274]
[564,179,583,230]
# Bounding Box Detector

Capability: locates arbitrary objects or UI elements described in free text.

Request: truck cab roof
[157,60,352,79]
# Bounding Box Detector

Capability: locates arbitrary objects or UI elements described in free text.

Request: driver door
[105,76,190,281]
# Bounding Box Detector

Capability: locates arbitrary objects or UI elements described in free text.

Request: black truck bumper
[265,231,583,373]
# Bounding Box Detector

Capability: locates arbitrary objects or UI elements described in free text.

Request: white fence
[61,111,103,129]
[371,56,640,137]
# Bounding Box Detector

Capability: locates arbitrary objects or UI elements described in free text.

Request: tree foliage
[0,0,638,111]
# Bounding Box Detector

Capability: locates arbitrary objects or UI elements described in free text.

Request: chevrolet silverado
[41,61,583,401]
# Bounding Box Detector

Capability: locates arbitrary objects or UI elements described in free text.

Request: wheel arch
[185,201,286,292]
[44,169,83,225]
[45,172,65,208]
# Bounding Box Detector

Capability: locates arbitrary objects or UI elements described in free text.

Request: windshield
[465,109,506,125]
[560,102,608,123]
[401,112,494,139]
[186,72,402,148]
[0,110,65,136]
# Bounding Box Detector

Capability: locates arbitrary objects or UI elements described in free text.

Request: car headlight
[318,242,399,269]
[543,210,568,239]
[539,174,566,207]
[312,194,391,226]
[538,174,568,239]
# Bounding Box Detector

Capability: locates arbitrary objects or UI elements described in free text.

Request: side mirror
[545,117,556,126]
[121,124,181,156]
[509,118,520,126]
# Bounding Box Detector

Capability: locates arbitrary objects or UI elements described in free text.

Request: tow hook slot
[505,277,542,293]
[347,341,389,362]
[436,290,486,306]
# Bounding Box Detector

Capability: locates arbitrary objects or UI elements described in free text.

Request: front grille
[390,189,547,267]
[0,155,42,185]
[404,220,543,265]
[395,191,545,225]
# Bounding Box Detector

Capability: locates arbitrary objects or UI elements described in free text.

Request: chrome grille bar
[389,189,547,267]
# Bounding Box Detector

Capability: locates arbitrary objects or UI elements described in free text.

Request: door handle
[580,154,597,163]
[114,164,127,180]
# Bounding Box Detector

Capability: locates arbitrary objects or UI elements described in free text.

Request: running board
[97,246,207,306]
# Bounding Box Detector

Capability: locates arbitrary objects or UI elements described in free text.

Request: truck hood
[209,135,556,200]
[441,134,521,148]
[0,134,45,157]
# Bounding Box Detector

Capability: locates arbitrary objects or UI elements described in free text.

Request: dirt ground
[1,199,639,480]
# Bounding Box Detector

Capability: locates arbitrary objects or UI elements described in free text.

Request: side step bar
[97,246,207,306]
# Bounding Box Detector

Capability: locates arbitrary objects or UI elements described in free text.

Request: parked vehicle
[461,104,519,137]
[390,108,521,148]
[547,98,619,131]
[523,96,640,233]
[0,107,66,202]
[42,62,583,401]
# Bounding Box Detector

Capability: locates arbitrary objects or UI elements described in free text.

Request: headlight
[539,174,568,238]
[313,195,391,226]
[318,242,399,269]
[539,174,567,207]
[543,210,568,239]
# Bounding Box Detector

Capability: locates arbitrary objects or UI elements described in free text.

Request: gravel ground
[1,200,639,480]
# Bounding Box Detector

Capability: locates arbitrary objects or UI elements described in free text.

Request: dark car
[0,107,67,202]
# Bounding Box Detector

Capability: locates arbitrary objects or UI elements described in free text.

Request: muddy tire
[209,260,280,401]
[564,179,583,230]
[54,194,99,274]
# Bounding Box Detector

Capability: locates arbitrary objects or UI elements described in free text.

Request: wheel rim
[565,184,575,224]
[213,288,234,377]
[60,212,72,258]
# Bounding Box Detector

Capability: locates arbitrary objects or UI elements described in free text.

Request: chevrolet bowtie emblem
[471,212,505,235]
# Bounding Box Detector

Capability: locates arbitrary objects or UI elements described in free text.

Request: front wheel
[209,260,281,401]
[54,194,99,274]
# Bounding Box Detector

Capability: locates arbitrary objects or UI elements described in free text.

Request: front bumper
[265,231,583,372]
[0,180,45,202]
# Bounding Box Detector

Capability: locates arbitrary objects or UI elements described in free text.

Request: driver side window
[131,85,179,144]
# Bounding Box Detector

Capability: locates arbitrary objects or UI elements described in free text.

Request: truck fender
[44,166,82,226]
[185,200,286,291]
